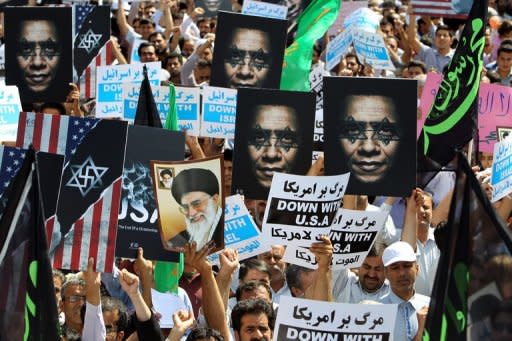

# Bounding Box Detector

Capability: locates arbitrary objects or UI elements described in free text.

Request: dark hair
[435,25,454,37]
[285,264,314,294]
[148,31,165,41]
[231,299,275,333]
[139,18,156,27]
[238,259,271,282]
[101,296,129,332]
[138,42,156,57]
[498,43,512,57]
[407,60,427,74]
[498,20,512,38]
[235,280,272,302]
[344,52,360,64]
[224,148,233,162]
[160,168,172,177]
[41,102,67,116]
[186,327,224,341]
[166,51,184,64]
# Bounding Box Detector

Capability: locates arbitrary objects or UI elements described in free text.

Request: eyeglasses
[63,295,86,303]
[339,117,400,145]
[178,196,211,215]
[17,39,61,58]
[225,45,271,71]
[248,125,299,152]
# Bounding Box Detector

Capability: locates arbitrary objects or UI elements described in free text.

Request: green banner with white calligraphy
[418,0,487,165]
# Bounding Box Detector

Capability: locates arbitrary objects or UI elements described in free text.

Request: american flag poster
[78,40,114,100]
[16,111,100,162]
[74,5,111,78]
[0,146,26,199]
[411,0,472,18]
[44,119,128,272]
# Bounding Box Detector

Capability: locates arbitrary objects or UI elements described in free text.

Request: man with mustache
[168,168,223,250]
[379,241,430,341]
[232,299,275,341]
[257,245,290,304]
[332,248,390,303]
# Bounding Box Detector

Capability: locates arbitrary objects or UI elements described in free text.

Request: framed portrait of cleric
[210,11,287,89]
[497,126,512,142]
[151,156,225,253]
[323,77,417,197]
[232,88,315,199]
[4,6,73,103]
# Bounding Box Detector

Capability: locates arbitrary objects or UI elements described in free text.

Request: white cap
[382,241,416,267]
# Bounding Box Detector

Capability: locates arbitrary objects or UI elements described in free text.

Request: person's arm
[180,38,213,86]
[185,133,206,159]
[401,189,419,251]
[495,194,512,224]
[215,249,239,311]
[168,27,181,53]
[306,155,324,176]
[133,247,154,309]
[414,306,429,341]
[65,83,84,117]
[406,7,421,54]
[431,190,453,227]
[161,0,174,39]
[110,36,128,64]
[167,310,196,341]
[82,258,106,341]
[306,236,333,302]
[117,0,132,38]
[184,242,230,341]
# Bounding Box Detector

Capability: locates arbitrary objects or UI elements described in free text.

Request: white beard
[186,199,219,249]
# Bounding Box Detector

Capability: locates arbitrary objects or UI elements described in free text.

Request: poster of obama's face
[324,77,417,197]
[210,11,287,90]
[5,7,72,103]
[232,88,315,199]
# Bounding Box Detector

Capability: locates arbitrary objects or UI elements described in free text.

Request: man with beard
[60,278,86,340]
[168,168,223,250]
[232,299,275,341]
[257,245,291,304]
[332,247,390,303]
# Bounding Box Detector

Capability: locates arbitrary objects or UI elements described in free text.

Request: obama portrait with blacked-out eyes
[210,11,287,90]
[5,7,72,103]
[324,77,417,197]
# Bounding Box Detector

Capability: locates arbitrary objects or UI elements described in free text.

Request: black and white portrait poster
[116,125,185,262]
[274,296,396,341]
[324,77,417,197]
[151,156,225,253]
[195,0,232,17]
[232,88,316,199]
[210,11,287,89]
[261,172,349,247]
[5,6,73,103]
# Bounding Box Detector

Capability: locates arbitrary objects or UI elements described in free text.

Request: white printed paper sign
[274,296,397,341]
[96,62,160,118]
[352,30,395,70]
[200,86,237,138]
[242,0,288,20]
[175,86,200,136]
[262,172,350,247]
[122,84,169,123]
[0,85,22,141]
[492,139,512,202]
[326,29,353,71]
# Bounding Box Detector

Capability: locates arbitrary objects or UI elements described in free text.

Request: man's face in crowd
[17,20,60,93]
[407,66,425,78]
[417,193,433,229]
[182,40,195,57]
[235,313,272,341]
[194,66,211,84]
[144,5,156,18]
[242,269,271,286]
[166,56,182,74]
[345,56,360,75]
[240,286,272,302]
[380,23,394,38]
[435,29,453,50]
[248,105,299,189]
[202,47,213,63]
[224,28,271,88]
[150,34,167,53]
[339,95,400,184]
[103,309,124,341]
[479,151,494,169]
[385,261,419,298]
[140,23,155,40]
[140,46,158,63]
[258,245,286,280]
[198,20,211,38]
[224,160,233,194]
[358,256,385,293]
[497,51,512,74]
[61,284,85,328]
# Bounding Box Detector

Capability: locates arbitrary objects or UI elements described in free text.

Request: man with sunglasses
[168,168,222,250]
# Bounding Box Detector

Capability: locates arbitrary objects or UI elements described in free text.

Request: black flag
[0,148,59,341]
[135,65,163,128]
[424,151,512,340]
[418,0,487,165]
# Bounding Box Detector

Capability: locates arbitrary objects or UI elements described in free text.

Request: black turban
[171,168,219,203]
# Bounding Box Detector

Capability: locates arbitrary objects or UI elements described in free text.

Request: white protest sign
[342,7,380,33]
[175,86,201,136]
[491,139,512,202]
[122,84,170,122]
[242,0,288,20]
[284,209,387,269]
[96,62,160,118]
[0,86,22,141]
[200,86,237,138]
[352,30,395,71]
[208,195,268,265]
[274,296,397,341]
[309,64,325,112]
[150,288,187,328]
[262,173,350,247]
[326,29,353,71]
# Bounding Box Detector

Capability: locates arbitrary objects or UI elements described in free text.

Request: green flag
[155,82,184,294]
[280,0,341,91]
[164,83,179,131]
